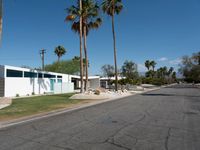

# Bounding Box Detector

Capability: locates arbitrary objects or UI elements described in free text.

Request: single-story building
[0,65,100,97]
[100,77,124,89]
[71,75,100,90]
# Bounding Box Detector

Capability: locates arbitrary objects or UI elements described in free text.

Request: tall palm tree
[102,0,123,91]
[145,60,151,71]
[54,45,66,62]
[66,0,84,93]
[66,0,102,91]
[82,0,101,91]
[0,0,2,43]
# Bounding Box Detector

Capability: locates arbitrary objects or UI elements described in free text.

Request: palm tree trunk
[112,3,118,91]
[83,25,88,92]
[79,0,84,93]
[0,0,3,44]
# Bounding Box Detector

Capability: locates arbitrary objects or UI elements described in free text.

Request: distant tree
[72,56,89,77]
[192,51,200,65]
[179,52,200,83]
[45,60,80,75]
[121,60,138,79]
[167,67,174,77]
[102,0,123,91]
[171,71,177,81]
[54,46,66,62]
[150,60,157,71]
[101,64,115,78]
[145,60,151,71]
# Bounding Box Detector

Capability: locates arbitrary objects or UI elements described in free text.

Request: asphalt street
[0,84,200,150]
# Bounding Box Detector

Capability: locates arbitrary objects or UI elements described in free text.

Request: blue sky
[0,0,200,75]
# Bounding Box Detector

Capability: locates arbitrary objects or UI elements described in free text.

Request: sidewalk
[0,98,12,109]
[0,87,161,129]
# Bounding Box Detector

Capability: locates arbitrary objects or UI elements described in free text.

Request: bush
[142,77,167,86]
[16,94,20,97]
[32,92,35,95]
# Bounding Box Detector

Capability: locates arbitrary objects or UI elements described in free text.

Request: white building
[100,76,125,89]
[0,65,100,97]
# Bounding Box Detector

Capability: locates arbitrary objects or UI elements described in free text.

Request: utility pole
[40,49,46,71]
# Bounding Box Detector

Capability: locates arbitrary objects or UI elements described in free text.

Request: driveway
[0,84,200,150]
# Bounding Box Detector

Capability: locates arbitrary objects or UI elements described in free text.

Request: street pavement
[0,84,200,150]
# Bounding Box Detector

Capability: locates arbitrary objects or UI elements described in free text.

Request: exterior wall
[54,82,74,94]
[89,78,100,89]
[3,65,73,97]
[4,78,51,97]
[0,65,101,97]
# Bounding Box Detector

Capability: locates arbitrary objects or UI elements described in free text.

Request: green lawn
[0,93,88,121]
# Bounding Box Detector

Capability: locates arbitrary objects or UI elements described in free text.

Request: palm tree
[66,0,84,93]
[54,45,66,62]
[102,0,123,91]
[66,0,102,91]
[150,60,157,71]
[0,0,3,43]
[145,60,151,71]
[82,0,101,91]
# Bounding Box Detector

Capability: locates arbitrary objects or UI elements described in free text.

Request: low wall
[54,82,74,94]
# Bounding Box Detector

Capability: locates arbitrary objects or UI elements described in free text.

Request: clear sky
[0,0,200,75]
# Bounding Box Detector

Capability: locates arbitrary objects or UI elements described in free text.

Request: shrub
[32,92,35,95]
[16,94,20,97]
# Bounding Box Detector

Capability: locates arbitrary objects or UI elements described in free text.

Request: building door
[50,79,55,91]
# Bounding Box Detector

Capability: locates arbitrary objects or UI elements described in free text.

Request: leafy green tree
[102,0,123,91]
[101,64,115,78]
[54,45,66,62]
[192,51,200,65]
[45,60,80,75]
[179,52,200,83]
[121,60,138,80]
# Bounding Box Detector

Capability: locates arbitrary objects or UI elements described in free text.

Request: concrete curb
[0,86,163,129]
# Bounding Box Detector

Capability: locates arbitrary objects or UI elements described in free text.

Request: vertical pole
[40,49,46,71]
[0,0,3,45]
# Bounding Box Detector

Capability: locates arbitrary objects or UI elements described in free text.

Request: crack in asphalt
[165,128,171,150]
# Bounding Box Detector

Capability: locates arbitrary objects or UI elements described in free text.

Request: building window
[24,72,37,78]
[44,74,56,78]
[57,75,62,78]
[57,79,62,83]
[6,69,23,77]
[38,73,43,78]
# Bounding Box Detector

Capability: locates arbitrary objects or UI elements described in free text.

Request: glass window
[38,73,43,78]
[6,69,23,77]
[24,72,37,78]
[57,75,62,78]
[57,79,62,83]
[44,74,56,78]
